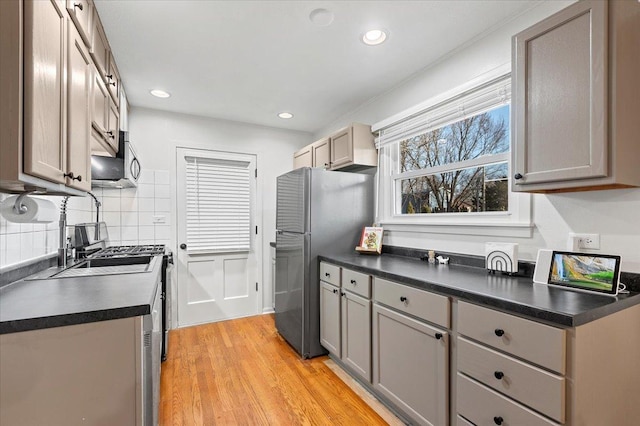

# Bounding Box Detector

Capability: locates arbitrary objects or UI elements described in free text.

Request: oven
[89,244,173,361]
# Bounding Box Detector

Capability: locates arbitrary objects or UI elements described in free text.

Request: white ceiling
[94,1,541,133]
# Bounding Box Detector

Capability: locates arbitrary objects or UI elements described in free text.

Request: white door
[176,148,260,327]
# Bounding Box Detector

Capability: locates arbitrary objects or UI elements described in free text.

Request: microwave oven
[90,131,141,188]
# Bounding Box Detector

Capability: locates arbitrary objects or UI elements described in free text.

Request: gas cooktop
[90,245,167,258]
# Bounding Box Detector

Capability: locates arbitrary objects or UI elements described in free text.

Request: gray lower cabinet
[372,304,449,426]
[320,280,341,357]
[341,290,371,381]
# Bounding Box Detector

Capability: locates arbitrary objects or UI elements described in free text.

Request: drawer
[458,301,565,374]
[342,268,371,298]
[457,373,560,426]
[320,262,340,286]
[458,337,565,423]
[373,277,449,328]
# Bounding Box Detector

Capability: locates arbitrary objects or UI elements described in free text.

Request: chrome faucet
[87,191,101,240]
[58,196,70,267]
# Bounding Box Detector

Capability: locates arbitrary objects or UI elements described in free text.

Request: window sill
[379,221,534,238]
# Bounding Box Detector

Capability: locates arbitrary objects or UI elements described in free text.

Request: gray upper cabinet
[329,123,377,172]
[511,0,640,192]
[312,138,330,169]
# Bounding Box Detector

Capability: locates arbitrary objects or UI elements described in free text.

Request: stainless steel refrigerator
[275,167,374,358]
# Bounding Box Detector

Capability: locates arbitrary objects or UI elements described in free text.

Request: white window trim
[373,69,532,237]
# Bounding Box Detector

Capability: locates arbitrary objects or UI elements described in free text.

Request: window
[185,155,252,252]
[374,73,531,234]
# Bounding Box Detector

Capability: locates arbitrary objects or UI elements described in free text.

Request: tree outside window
[397,105,510,215]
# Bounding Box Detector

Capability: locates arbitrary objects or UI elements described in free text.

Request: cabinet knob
[63,172,75,180]
[332,288,338,294]
[514,173,523,180]
[109,81,116,87]
[325,272,330,277]
[106,74,113,80]
[106,131,115,139]
[73,2,83,11]
[400,296,407,303]
[494,371,504,380]
[494,416,504,425]
[179,243,187,250]
[435,333,443,340]
[494,328,505,337]
[341,292,345,297]
[350,279,356,285]
[74,175,82,182]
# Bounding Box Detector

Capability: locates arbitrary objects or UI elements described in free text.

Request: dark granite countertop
[319,253,640,327]
[0,256,162,334]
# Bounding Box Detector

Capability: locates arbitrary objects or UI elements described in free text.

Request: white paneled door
[176,148,260,327]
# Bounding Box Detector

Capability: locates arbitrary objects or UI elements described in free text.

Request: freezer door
[276,168,310,233]
[274,231,309,356]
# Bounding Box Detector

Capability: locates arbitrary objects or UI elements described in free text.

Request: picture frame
[355,227,383,255]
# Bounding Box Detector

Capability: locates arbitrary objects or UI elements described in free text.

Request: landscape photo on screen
[549,254,617,291]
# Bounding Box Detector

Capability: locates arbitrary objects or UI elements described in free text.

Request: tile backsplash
[0,170,172,269]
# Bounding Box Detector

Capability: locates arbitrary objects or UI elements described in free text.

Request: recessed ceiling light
[150,89,170,98]
[309,8,334,27]
[278,112,294,119]
[362,29,387,46]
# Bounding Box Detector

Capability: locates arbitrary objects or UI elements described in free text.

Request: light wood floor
[160,314,393,425]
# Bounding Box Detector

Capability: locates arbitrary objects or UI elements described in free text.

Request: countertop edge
[318,254,640,328]
[0,305,151,335]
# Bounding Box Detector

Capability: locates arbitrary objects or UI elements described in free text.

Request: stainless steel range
[90,245,173,361]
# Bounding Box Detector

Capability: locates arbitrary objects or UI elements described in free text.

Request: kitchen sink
[26,255,157,280]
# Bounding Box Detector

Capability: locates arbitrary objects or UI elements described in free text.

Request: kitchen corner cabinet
[511,0,640,193]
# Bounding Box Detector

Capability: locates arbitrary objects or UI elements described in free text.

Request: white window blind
[375,74,510,149]
[185,156,251,252]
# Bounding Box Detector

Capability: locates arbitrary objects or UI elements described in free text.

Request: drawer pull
[494,416,504,425]
[332,288,338,294]
[494,371,504,380]
[494,328,505,337]
[325,272,330,277]
[350,279,356,285]
[435,333,443,340]
[400,296,407,303]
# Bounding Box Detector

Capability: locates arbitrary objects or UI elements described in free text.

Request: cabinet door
[330,127,353,169]
[320,281,341,357]
[512,0,607,188]
[66,0,92,48]
[312,138,330,169]
[107,97,119,152]
[293,145,312,169]
[91,66,108,134]
[106,52,120,106]
[90,7,109,78]
[373,304,449,426]
[341,291,371,382]
[66,21,92,191]
[23,0,67,185]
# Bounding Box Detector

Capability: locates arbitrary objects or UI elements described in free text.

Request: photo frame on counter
[355,226,383,255]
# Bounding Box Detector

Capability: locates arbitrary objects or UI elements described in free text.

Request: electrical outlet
[569,233,600,250]
[153,215,166,224]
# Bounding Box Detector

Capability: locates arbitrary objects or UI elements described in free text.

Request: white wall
[313,0,640,273]
[129,107,312,311]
